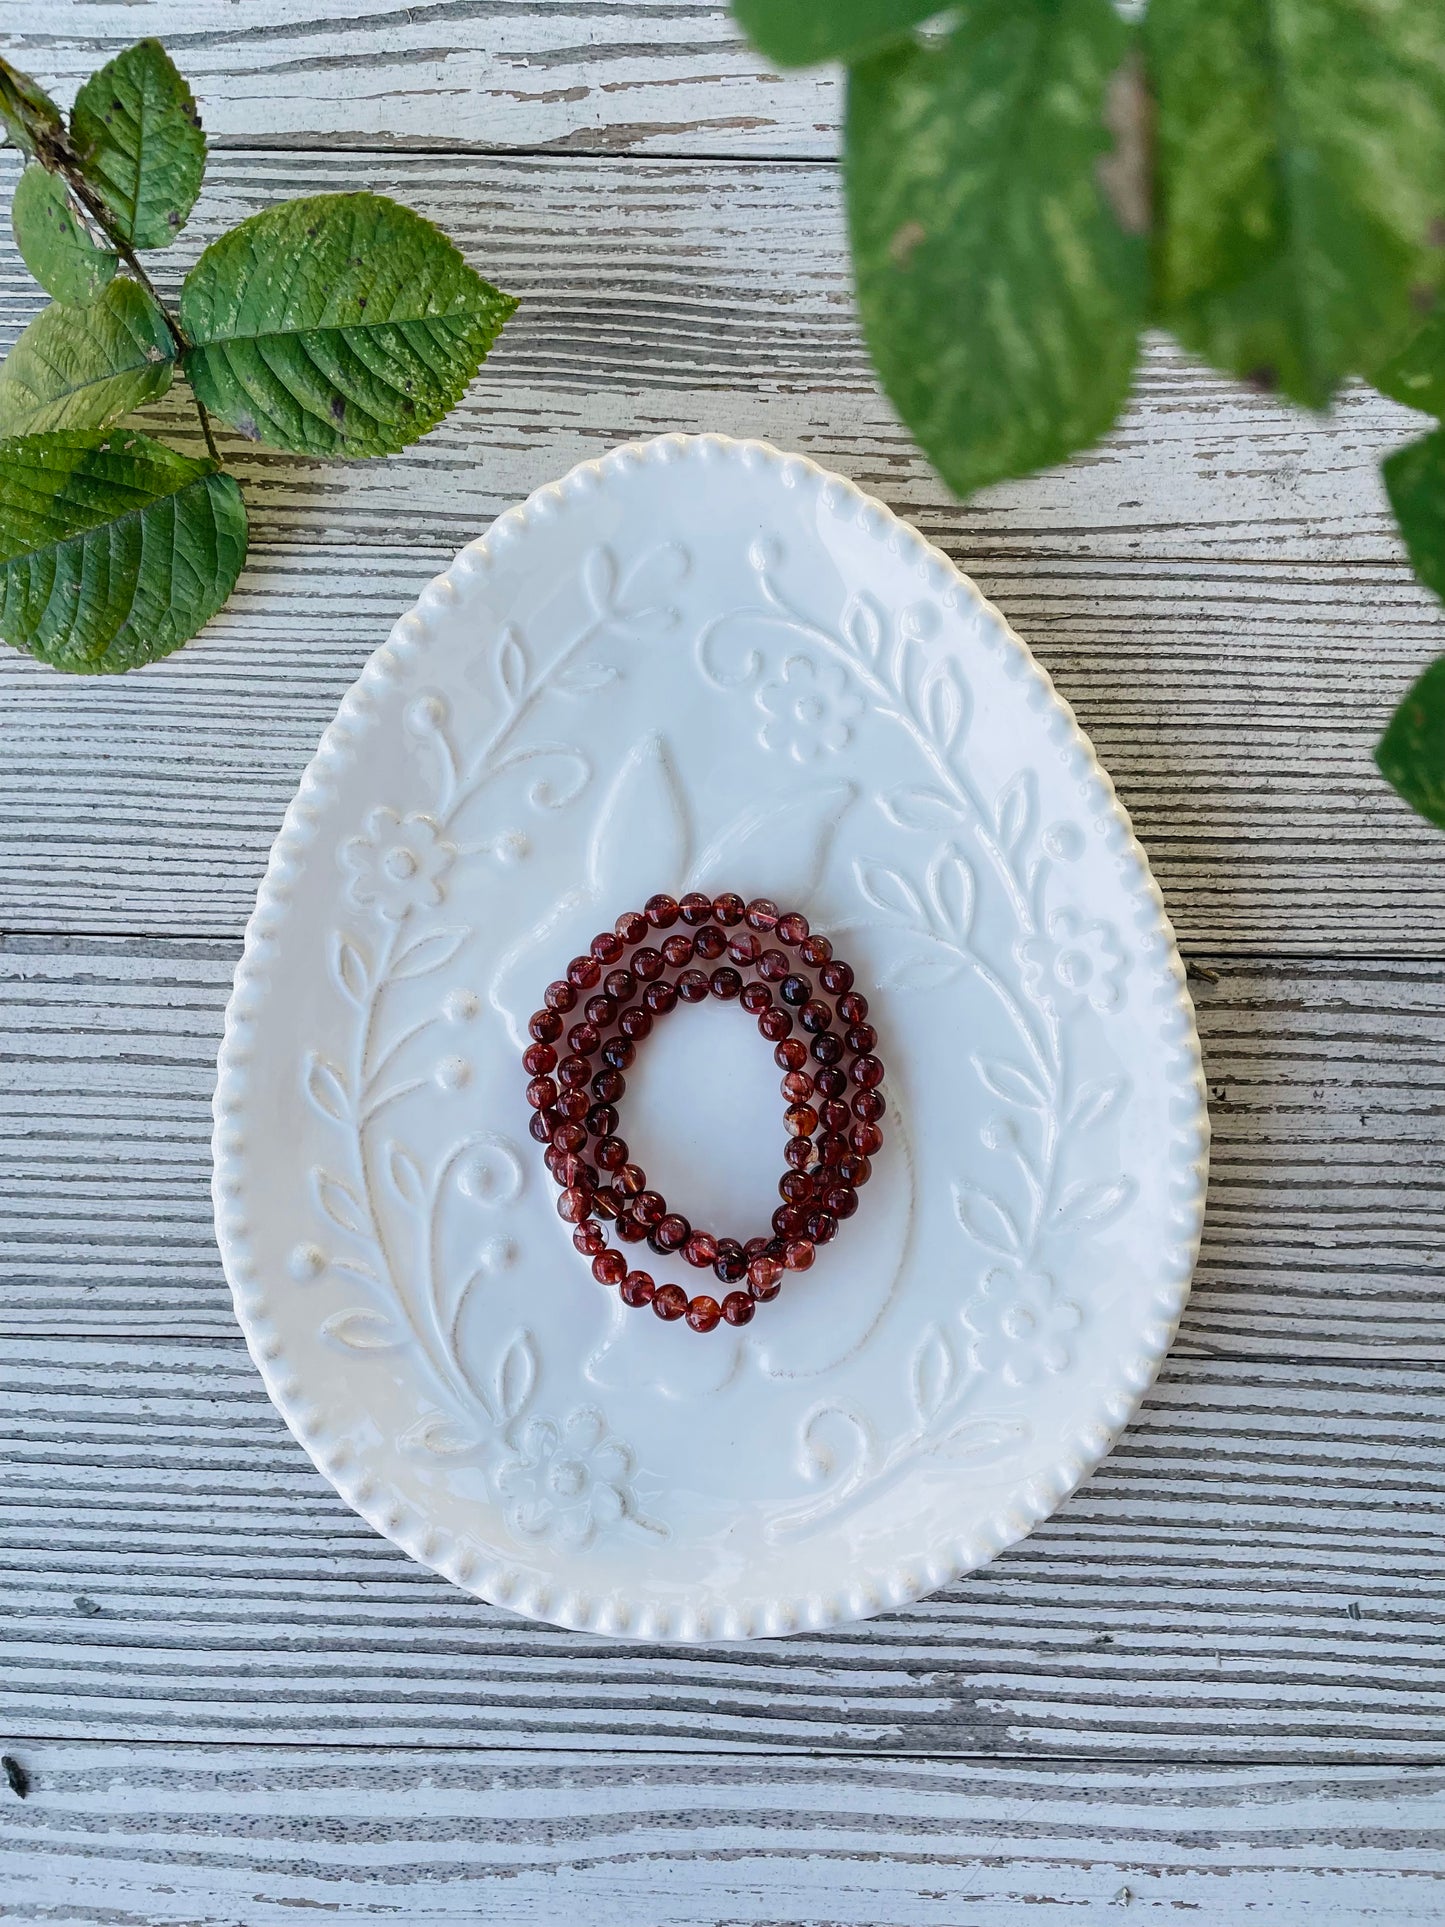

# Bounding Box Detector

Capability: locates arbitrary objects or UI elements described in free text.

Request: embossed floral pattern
[1018,909,1127,1014]
[497,1407,641,1548]
[341,807,455,921]
[756,653,864,762]
[963,1267,1082,1386]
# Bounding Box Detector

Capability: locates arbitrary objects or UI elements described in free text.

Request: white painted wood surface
[1,6,1443,1919]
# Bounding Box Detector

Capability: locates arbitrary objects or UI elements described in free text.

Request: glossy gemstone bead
[585,993,617,1028]
[728,929,762,965]
[810,1032,844,1066]
[759,1007,793,1042]
[605,968,638,1003]
[677,968,710,1003]
[836,1153,872,1188]
[592,1250,627,1286]
[772,1203,807,1238]
[852,1088,885,1123]
[522,1042,557,1077]
[710,966,742,1000]
[813,1065,846,1099]
[712,891,745,926]
[601,1036,635,1070]
[617,1162,647,1196]
[781,1069,813,1102]
[634,1190,666,1226]
[654,1213,690,1251]
[615,1211,648,1243]
[775,1037,808,1070]
[661,932,694,967]
[837,990,869,1025]
[591,930,625,965]
[820,1099,851,1134]
[551,1121,586,1153]
[744,1235,770,1261]
[823,1182,859,1220]
[714,1241,748,1284]
[851,1054,885,1089]
[591,1066,625,1104]
[817,1132,848,1165]
[528,1111,554,1144]
[740,981,771,1015]
[557,1089,591,1122]
[820,959,854,995]
[528,1009,562,1043]
[685,1294,721,1332]
[632,945,665,981]
[568,1021,602,1056]
[776,912,809,946]
[846,1023,878,1054]
[567,955,602,990]
[621,1270,655,1307]
[645,893,680,928]
[585,1103,619,1137]
[784,1103,819,1138]
[694,924,726,960]
[526,1075,558,1110]
[850,1120,884,1156]
[557,1054,592,1088]
[779,974,809,1007]
[615,910,649,945]
[644,979,678,1016]
[574,1221,607,1256]
[748,1256,782,1300]
[744,896,780,931]
[652,1283,688,1320]
[683,1231,718,1269]
[757,947,790,982]
[806,1210,838,1245]
[784,1238,816,1271]
[557,1185,592,1223]
[800,999,832,1034]
[779,1170,813,1204]
[678,891,713,925]
[721,1290,756,1325]
[799,934,832,966]
[595,1135,628,1171]
[784,1135,815,1171]
[545,978,578,1012]
[591,1185,621,1220]
[618,1004,652,1040]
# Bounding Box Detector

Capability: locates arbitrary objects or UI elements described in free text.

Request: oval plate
[213,435,1208,1642]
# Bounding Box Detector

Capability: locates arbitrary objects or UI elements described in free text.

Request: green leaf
[845,0,1144,499]
[1374,309,1445,422]
[1383,426,1445,603]
[1148,0,1445,410]
[0,58,64,158]
[70,38,206,249]
[1377,654,1445,829]
[733,0,949,68]
[179,192,518,458]
[0,428,246,673]
[11,167,119,307]
[0,278,174,435]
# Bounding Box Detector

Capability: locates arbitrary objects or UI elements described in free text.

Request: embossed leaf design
[926,843,973,939]
[877,949,965,993]
[953,1181,1022,1256]
[331,933,369,1006]
[842,591,885,662]
[1055,1176,1135,1230]
[402,1412,482,1456]
[854,858,926,924]
[495,624,527,704]
[691,779,853,904]
[921,663,966,749]
[1067,1075,1127,1131]
[588,733,690,903]
[797,1403,872,1484]
[313,1170,369,1238]
[880,784,954,831]
[385,1141,426,1208]
[392,926,466,982]
[995,770,1037,854]
[910,1326,956,1425]
[616,542,689,624]
[320,1307,406,1351]
[581,545,618,616]
[304,1052,350,1123]
[552,660,619,697]
[495,1330,538,1423]
[928,1418,1029,1465]
[974,1056,1048,1110]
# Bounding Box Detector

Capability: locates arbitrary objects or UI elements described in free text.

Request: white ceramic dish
[213,434,1208,1642]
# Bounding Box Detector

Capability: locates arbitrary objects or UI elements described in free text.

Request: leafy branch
[733,0,1445,830]
[0,38,516,674]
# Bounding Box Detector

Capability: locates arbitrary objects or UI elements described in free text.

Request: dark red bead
[604,968,637,1003]
[522,1041,557,1076]
[615,1211,648,1243]
[811,1032,845,1066]
[784,1238,816,1271]
[653,1283,688,1320]
[800,999,832,1034]
[781,1069,813,1102]
[552,1121,586,1153]
[740,981,771,1015]
[837,1153,872,1188]
[677,968,710,1003]
[528,1111,554,1144]
[557,1054,591,1088]
[776,912,809,946]
[528,1009,562,1043]
[591,930,625,965]
[678,892,713,925]
[806,1210,838,1245]
[654,1213,690,1251]
[684,1230,718,1268]
[617,1162,646,1196]
[813,1065,846,1099]
[744,897,780,931]
[779,1170,813,1204]
[585,993,617,1028]
[744,1236,770,1261]
[838,991,869,1025]
[632,946,664,981]
[721,1290,756,1326]
[779,975,809,1007]
[784,1135,815,1171]
[748,1255,782,1300]
[713,892,745,926]
[568,1021,601,1056]
[619,1004,652,1039]
[591,1186,621,1221]
[851,1120,884,1155]
[645,893,680,929]
[545,978,578,1012]
[585,1103,619,1137]
[596,1135,628,1171]
[759,1007,793,1041]
[775,1037,808,1070]
[621,1270,655,1307]
[784,1103,819,1138]
[710,966,742,1000]
[686,1294,721,1332]
[823,1182,859,1219]
[574,1221,606,1256]
[714,1242,748,1284]
[661,932,694,967]
[644,979,678,1016]
[694,924,726,960]
[850,1054,885,1090]
[615,910,648,945]
[592,1250,627,1286]
[728,929,762,965]
[799,934,832,966]
[852,1088,886,1122]
[773,1203,807,1237]
[816,1100,846,1135]
[758,948,790,982]
[846,1023,878,1054]
[602,1036,635,1070]
[820,959,854,994]
[557,1088,591,1122]
[592,1066,625,1104]
[526,1075,558,1110]
[634,1190,666,1226]
[817,1132,848,1165]
[557,1185,592,1223]
[567,955,601,990]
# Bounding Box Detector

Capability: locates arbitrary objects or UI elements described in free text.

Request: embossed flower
[496,1406,637,1549]
[756,654,864,763]
[963,1267,1081,1387]
[341,807,455,921]
[1019,909,1127,1014]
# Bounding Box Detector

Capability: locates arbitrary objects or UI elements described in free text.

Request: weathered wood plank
[0,2,838,158]
[0,1745,1441,1925]
[5,939,1443,1360]
[1,153,1440,951]
[0,1336,1440,1760]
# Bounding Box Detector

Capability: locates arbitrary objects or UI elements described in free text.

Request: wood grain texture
[0,2,838,159]
[1,152,1441,952]
[0,1746,1441,1925]
[3,937,1443,1359]
[1,1334,1441,1760]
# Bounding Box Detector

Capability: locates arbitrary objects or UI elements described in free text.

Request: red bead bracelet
[522,894,885,1332]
